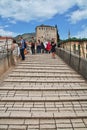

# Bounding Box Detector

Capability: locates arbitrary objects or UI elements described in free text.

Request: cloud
[0,25,9,29]
[4,25,9,28]
[7,18,16,24]
[68,9,87,23]
[68,0,87,23]
[0,0,76,22]
[0,0,87,24]
[75,25,87,38]
[0,28,18,36]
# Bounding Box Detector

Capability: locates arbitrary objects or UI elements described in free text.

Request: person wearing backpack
[19,37,25,60]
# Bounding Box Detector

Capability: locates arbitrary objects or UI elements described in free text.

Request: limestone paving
[0,53,87,130]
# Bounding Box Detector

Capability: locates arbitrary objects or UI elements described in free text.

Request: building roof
[36,24,56,29]
[0,36,13,40]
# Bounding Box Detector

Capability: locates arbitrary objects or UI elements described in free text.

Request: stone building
[60,39,87,59]
[0,36,13,50]
[36,24,58,43]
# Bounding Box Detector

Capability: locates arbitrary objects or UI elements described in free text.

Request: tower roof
[36,24,55,29]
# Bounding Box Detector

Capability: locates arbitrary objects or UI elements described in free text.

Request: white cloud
[0,26,3,29]
[4,25,9,28]
[68,9,87,23]
[0,0,75,22]
[0,28,18,37]
[75,25,87,38]
[68,0,87,23]
[0,25,9,29]
[76,0,87,8]
[7,18,16,24]
[0,0,87,23]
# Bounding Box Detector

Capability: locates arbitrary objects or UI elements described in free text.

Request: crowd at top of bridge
[13,36,56,64]
[0,36,56,65]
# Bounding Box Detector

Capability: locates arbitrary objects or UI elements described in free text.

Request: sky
[0,0,87,40]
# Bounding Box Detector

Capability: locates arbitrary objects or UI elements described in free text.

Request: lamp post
[78,41,81,71]
[6,37,10,67]
[68,30,71,64]
[6,37,8,52]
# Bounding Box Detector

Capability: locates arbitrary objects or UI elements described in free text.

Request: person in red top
[46,41,51,53]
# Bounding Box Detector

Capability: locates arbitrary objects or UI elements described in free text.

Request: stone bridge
[0,53,87,130]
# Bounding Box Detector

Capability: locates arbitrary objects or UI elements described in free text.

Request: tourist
[37,39,41,53]
[31,37,35,54]
[19,37,25,60]
[51,39,56,58]
[11,39,18,65]
[46,41,51,53]
[41,42,45,53]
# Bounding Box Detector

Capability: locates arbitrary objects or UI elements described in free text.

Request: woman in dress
[11,39,18,65]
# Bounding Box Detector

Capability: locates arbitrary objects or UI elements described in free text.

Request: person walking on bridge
[11,39,18,65]
[51,38,56,58]
[19,37,25,60]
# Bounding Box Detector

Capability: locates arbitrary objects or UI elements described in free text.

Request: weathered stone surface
[0,53,87,130]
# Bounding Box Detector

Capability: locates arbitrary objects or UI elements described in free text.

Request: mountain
[14,32,36,42]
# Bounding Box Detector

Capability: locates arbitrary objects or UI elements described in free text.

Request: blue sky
[0,0,87,40]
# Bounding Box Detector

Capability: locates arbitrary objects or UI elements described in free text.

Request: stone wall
[0,53,13,76]
[36,25,57,43]
[56,48,87,79]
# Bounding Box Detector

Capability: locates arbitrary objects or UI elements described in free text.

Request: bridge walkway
[0,53,87,130]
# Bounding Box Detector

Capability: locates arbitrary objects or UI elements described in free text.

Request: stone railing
[56,47,87,79]
[0,50,13,76]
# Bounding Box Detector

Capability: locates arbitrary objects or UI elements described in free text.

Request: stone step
[23,61,62,64]
[5,76,84,80]
[2,82,87,89]
[0,111,87,119]
[12,69,78,74]
[0,89,87,99]
[24,61,64,63]
[0,118,87,124]
[17,64,68,67]
[0,86,87,91]
[8,73,81,78]
[15,66,71,70]
[4,78,85,83]
[0,53,87,130]
[1,96,87,102]
[14,67,74,71]
[0,100,87,110]
[0,118,87,130]
[16,62,69,66]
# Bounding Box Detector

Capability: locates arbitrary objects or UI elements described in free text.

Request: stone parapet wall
[0,53,13,76]
[56,48,87,79]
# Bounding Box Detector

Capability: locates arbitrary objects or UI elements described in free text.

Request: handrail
[59,40,87,59]
[0,43,12,60]
[56,47,87,79]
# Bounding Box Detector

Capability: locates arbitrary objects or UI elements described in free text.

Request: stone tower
[36,24,58,43]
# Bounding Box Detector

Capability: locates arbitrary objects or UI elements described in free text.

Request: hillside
[14,32,36,42]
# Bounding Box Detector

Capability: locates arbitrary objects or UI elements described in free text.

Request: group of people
[30,38,56,57]
[11,37,56,65]
[11,36,27,65]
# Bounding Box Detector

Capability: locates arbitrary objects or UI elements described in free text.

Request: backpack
[23,39,27,48]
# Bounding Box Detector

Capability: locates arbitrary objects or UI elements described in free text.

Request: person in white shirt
[11,39,18,65]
